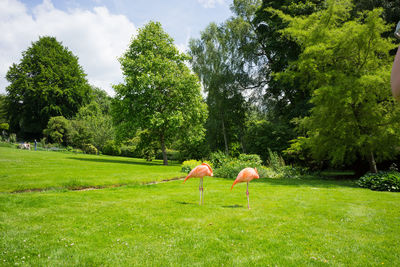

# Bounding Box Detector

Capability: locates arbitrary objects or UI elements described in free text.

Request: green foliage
[81,144,98,155]
[212,153,264,178]
[102,140,121,156]
[209,151,231,169]
[120,145,138,158]
[88,86,112,115]
[0,123,9,131]
[181,160,202,173]
[68,120,93,150]
[274,1,400,171]
[174,136,210,161]
[43,116,71,145]
[75,98,114,151]
[0,94,7,124]
[9,134,16,143]
[113,21,207,165]
[267,148,285,172]
[5,36,90,139]
[189,15,251,154]
[244,112,295,161]
[358,171,400,192]
[156,149,181,162]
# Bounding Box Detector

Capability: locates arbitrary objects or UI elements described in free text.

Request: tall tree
[5,36,90,139]
[274,0,400,172]
[113,21,207,165]
[189,0,262,154]
[0,94,7,124]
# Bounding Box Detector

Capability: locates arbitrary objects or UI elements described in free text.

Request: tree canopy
[113,21,208,165]
[5,36,90,139]
[275,0,400,172]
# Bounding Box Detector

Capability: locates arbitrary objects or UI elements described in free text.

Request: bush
[82,144,98,155]
[43,116,72,145]
[102,140,121,156]
[9,133,17,143]
[120,145,139,158]
[181,160,202,173]
[357,171,400,192]
[213,153,264,179]
[209,151,231,169]
[267,148,286,172]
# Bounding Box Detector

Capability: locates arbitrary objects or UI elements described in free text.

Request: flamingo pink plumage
[183,163,213,205]
[231,167,259,209]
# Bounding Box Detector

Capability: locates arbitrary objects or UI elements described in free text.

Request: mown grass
[0,147,399,266]
[0,147,184,192]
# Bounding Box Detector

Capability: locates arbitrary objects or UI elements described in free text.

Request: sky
[0,0,233,95]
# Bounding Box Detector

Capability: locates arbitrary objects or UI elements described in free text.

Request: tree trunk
[221,118,229,154]
[160,133,168,166]
[367,151,377,173]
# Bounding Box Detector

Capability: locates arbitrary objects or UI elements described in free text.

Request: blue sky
[0,0,233,95]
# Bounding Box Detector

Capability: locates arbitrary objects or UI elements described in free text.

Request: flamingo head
[254,167,260,179]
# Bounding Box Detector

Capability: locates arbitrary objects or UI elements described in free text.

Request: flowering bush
[181,160,202,173]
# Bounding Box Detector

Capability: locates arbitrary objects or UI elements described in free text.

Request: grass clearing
[1,147,399,265]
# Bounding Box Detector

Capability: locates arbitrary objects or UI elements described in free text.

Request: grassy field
[0,147,184,192]
[1,147,399,266]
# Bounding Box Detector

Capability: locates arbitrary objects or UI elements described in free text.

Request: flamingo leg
[246,182,250,209]
[199,178,202,205]
[201,177,204,205]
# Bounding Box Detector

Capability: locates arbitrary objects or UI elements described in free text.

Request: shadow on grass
[257,177,358,189]
[223,176,359,189]
[66,157,180,166]
[176,201,196,205]
[222,204,243,208]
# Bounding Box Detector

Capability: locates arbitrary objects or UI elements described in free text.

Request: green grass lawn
[0,147,184,192]
[1,147,399,266]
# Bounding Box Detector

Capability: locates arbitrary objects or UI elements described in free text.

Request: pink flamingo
[183,163,213,205]
[231,167,259,209]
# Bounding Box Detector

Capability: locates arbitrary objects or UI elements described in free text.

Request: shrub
[120,145,138,158]
[43,116,72,145]
[213,153,264,179]
[82,144,98,155]
[357,171,400,192]
[238,153,262,165]
[9,133,17,143]
[181,160,202,173]
[102,140,121,156]
[209,151,231,169]
[267,148,286,172]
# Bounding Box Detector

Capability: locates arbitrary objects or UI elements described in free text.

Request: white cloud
[197,0,225,8]
[0,0,136,96]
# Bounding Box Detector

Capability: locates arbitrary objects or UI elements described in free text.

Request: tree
[5,36,90,139]
[0,94,7,124]
[43,116,72,145]
[112,21,208,165]
[74,101,114,152]
[189,1,258,154]
[274,0,400,173]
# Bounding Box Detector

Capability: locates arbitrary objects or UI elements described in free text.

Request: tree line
[1,0,399,174]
